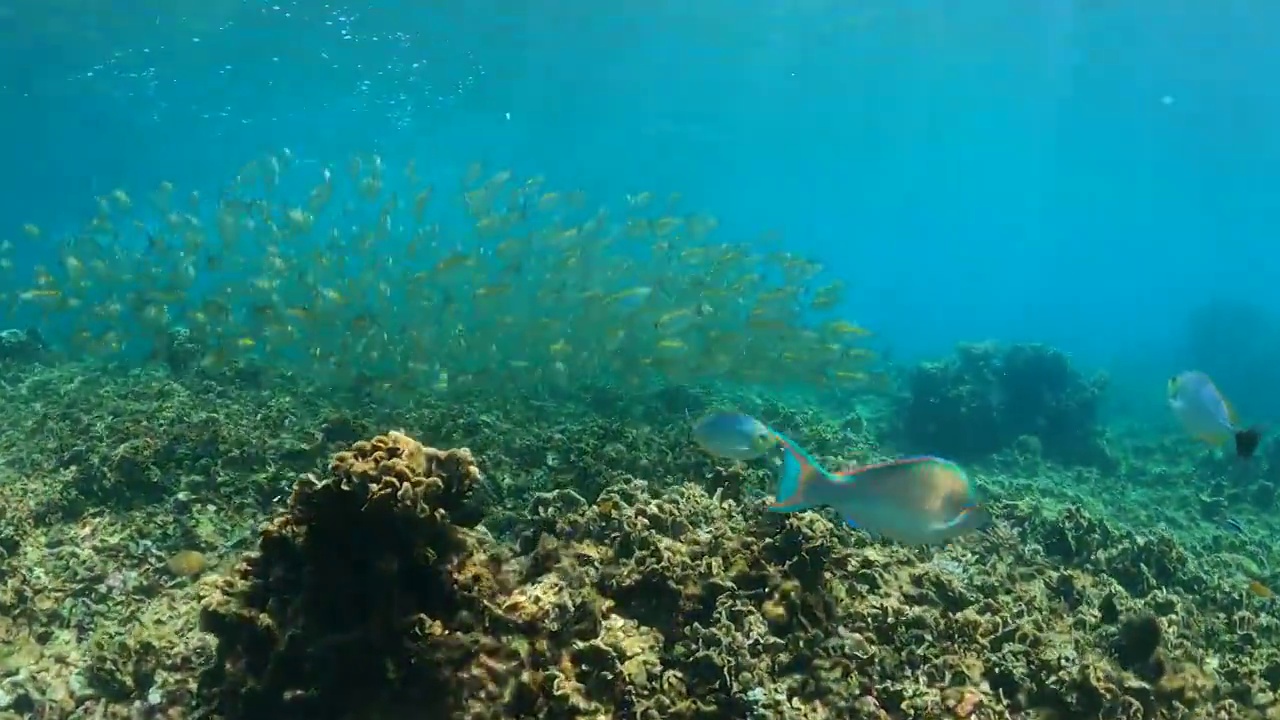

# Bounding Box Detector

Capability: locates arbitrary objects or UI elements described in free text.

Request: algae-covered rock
[198,431,502,719]
[901,341,1112,467]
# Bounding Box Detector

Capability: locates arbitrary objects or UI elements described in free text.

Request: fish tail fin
[1235,427,1263,459]
[768,431,830,512]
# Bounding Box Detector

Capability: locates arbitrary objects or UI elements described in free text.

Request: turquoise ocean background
[1,0,1278,421]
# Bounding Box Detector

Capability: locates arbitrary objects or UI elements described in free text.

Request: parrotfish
[691,411,779,461]
[1167,371,1262,458]
[767,432,990,545]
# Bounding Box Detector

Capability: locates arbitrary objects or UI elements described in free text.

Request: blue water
[3,0,1278,417]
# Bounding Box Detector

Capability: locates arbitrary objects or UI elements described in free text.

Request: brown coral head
[331,430,425,481]
[327,430,484,527]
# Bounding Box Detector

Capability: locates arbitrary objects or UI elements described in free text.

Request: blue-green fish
[1167,370,1262,458]
[691,411,778,461]
[767,432,990,545]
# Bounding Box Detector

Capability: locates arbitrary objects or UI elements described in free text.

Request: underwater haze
[4,2,1278,380]
[5,3,1280,719]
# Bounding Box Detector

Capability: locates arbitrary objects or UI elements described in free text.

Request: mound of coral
[200,431,510,718]
[901,342,1112,467]
[197,430,1280,720]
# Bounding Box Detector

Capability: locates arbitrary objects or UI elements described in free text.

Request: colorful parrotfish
[767,431,991,545]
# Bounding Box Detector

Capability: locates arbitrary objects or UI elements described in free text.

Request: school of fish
[14,148,1264,552]
[0,151,885,395]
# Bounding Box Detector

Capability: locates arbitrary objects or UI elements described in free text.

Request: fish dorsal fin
[835,455,945,478]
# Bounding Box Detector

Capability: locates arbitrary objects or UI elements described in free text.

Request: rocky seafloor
[0,343,1278,719]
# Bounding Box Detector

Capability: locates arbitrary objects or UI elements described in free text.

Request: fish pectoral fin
[926,518,960,533]
[839,508,880,533]
[842,515,878,538]
[937,506,992,533]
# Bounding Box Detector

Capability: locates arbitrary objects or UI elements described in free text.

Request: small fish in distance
[690,411,779,461]
[1167,371,1262,458]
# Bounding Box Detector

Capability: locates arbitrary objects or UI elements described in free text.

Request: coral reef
[2,364,1280,719]
[901,342,1112,467]
[195,429,1280,720]
[199,431,503,718]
